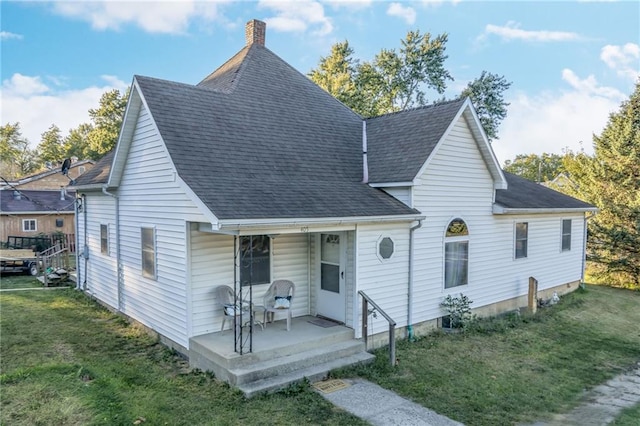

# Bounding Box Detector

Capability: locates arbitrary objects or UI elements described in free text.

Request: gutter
[407,219,423,341]
[493,205,599,215]
[217,214,425,231]
[102,186,122,310]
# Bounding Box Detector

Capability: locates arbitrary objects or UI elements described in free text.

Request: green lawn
[0,274,43,290]
[339,285,640,426]
[2,279,639,426]
[0,282,365,426]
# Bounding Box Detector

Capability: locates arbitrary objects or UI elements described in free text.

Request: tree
[461,71,512,141]
[38,124,65,165]
[0,122,38,179]
[309,30,511,140]
[564,81,640,288]
[64,123,93,160]
[84,88,128,159]
[503,153,566,182]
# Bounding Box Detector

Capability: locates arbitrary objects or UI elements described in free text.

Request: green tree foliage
[309,30,511,140]
[564,82,640,288]
[38,124,65,165]
[63,123,93,160]
[84,88,128,159]
[461,71,512,141]
[0,123,38,179]
[503,153,566,183]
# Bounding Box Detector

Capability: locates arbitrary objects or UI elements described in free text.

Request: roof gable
[101,44,418,222]
[366,98,507,190]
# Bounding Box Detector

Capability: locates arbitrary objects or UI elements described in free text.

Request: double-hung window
[141,227,156,279]
[240,235,271,286]
[515,222,528,259]
[444,219,469,289]
[22,219,37,232]
[100,224,109,255]
[561,219,571,251]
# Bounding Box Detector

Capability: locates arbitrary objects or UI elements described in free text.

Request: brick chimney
[245,19,266,46]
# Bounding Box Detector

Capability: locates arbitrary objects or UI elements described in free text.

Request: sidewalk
[314,378,463,426]
[527,363,640,426]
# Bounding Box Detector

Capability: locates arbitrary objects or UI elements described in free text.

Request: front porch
[189,316,374,397]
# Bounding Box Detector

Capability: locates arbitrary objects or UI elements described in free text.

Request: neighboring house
[1,160,94,190]
[0,189,76,244]
[73,21,596,387]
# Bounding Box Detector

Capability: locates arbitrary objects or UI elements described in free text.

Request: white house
[73,20,596,394]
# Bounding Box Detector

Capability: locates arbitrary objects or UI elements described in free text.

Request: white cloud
[493,70,626,163]
[259,0,333,36]
[0,73,128,147]
[0,31,23,41]
[50,1,226,34]
[323,0,372,9]
[600,43,640,81]
[387,3,416,25]
[480,21,582,43]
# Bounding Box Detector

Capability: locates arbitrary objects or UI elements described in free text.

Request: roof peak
[366,97,467,121]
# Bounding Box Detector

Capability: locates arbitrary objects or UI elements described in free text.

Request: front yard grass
[0,274,43,290]
[0,286,366,426]
[340,285,640,426]
[2,280,638,426]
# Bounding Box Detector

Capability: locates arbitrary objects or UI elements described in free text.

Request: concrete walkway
[315,378,463,426]
[315,363,640,426]
[528,363,640,426]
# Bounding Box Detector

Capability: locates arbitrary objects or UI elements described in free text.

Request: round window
[379,237,394,259]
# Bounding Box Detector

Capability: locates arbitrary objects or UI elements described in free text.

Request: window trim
[443,218,469,289]
[561,219,572,252]
[239,235,272,286]
[100,224,109,255]
[515,222,528,259]
[22,219,37,232]
[377,236,395,261]
[141,227,157,280]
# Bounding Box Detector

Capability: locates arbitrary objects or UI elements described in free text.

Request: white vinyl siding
[355,222,410,336]
[77,193,118,308]
[189,230,311,337]
[410,116,586,324]
[381,186,412,207]
[80,105,210,349]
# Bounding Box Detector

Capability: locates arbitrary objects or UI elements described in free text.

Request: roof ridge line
[366,97,466,121]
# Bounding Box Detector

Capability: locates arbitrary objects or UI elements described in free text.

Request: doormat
[308,317,343,328]
[313,379,350,394]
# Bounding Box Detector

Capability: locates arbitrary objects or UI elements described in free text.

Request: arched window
[444,218,469,289]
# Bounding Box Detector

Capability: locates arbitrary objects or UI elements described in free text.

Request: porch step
[230,339,368,385]
[238,351,375,398]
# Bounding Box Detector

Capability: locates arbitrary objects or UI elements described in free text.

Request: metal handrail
[359,290,396,366]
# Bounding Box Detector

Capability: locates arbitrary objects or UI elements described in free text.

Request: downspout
[407,219,423,341]
[82,194,88,291]
[102,186,121,310]
[74,194,81,290]
[581,211,596,288]
[362,121,368,184]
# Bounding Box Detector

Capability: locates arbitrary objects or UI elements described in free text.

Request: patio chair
[263,280,295,331]
[215,285,263,332]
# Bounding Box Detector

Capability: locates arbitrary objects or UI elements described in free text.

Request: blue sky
[1,1,638,163]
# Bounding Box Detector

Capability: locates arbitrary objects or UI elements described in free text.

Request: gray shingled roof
[134,44,419,220]
[496,172,595,210]
[73,151,114,187]
[366,98,465,183]
[0,190,76,213]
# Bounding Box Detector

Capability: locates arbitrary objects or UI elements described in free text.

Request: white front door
[316,232,346,323]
